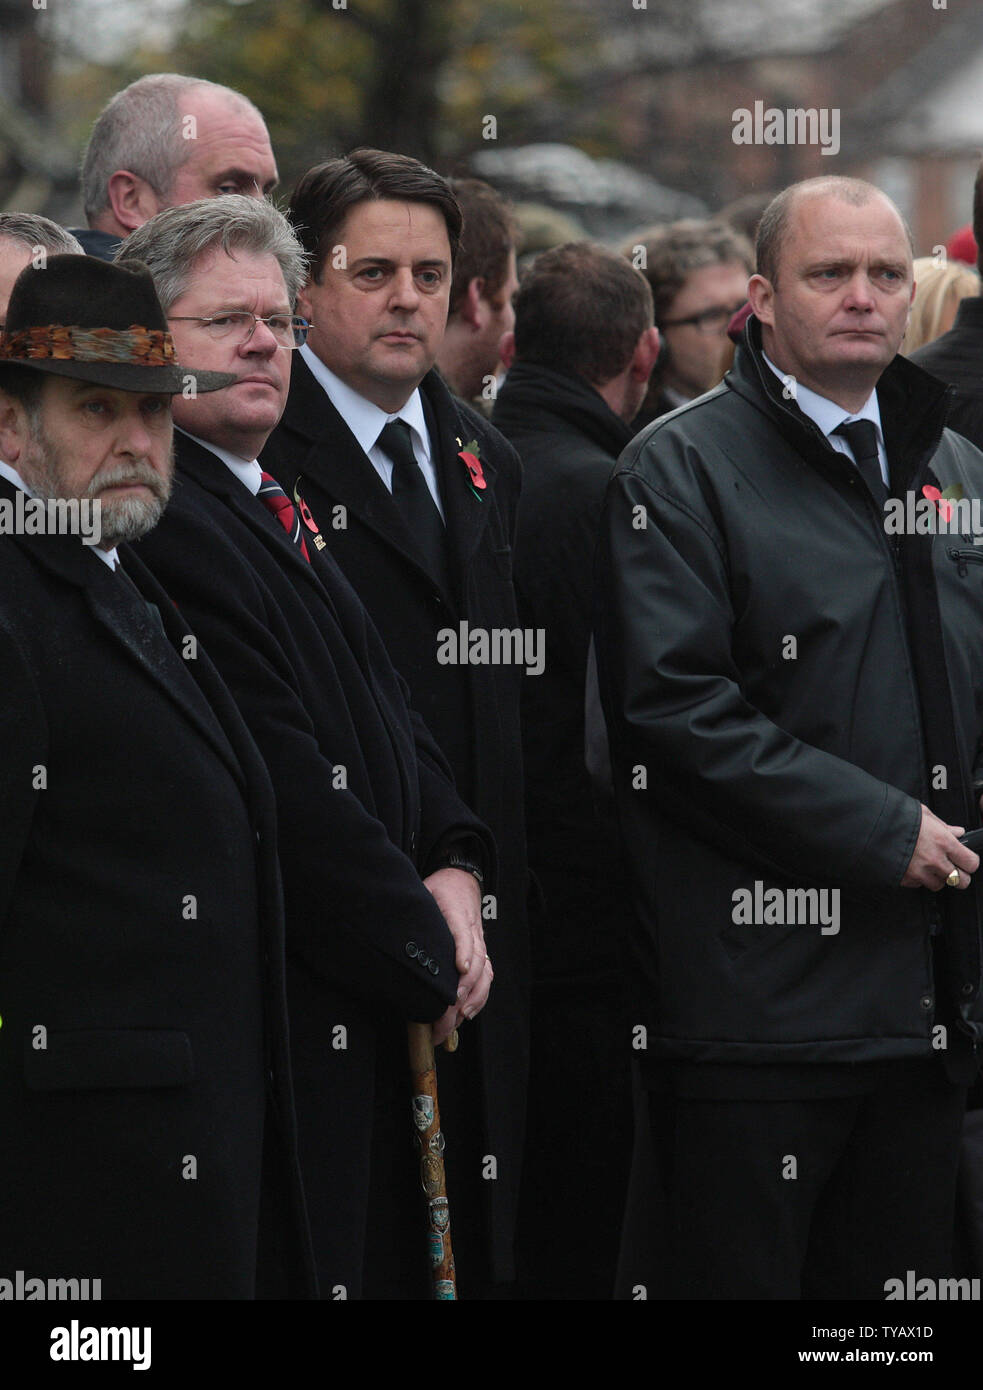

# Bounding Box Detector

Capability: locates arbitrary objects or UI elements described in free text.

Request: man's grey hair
[80,73,265,224]
[119,195,307,310]
[0,214,84,257]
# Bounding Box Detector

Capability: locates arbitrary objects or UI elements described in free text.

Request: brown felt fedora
[0,254,236,394]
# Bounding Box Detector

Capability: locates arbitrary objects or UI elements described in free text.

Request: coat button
[405,942,419,959]
[963,983,976,997]
[920,995,933,1010]
[428,960,439,976]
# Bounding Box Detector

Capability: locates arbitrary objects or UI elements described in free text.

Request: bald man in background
[71,72,277,259]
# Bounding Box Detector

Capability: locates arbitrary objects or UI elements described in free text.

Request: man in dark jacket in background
[596,176,983,1300]
[910,160,983,451]
[435,178,518,406]
[909,159,983,1279]
[492,242,659,1297]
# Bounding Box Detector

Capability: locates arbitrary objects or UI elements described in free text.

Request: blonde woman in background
[904,256,979,355]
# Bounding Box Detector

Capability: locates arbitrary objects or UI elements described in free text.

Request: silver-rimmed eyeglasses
[168,312,309,348]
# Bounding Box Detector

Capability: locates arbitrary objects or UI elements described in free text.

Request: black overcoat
[493,361,633,914]
[262,357,530,1283]
[134,433,491,1296]
[492,361,636,1297]
[0,483,312,1298]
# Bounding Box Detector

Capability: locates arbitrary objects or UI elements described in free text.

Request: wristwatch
[444,851,484,887]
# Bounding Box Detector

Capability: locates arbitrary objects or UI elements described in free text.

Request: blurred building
[471,142,705,244]
[588,0,983,251]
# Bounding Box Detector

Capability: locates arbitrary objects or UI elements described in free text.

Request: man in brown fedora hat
[0,253,315,1298]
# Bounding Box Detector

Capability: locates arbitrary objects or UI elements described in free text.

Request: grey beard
[94,489,169,547]
[25,438,173,548]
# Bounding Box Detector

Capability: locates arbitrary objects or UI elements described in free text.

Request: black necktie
[833,420,887,505]
[116,561,166,635]
[378,419,447,585]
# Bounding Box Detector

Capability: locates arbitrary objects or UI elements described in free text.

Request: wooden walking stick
[408,1022,458,1299]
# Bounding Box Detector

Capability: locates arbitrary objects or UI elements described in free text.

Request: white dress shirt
[0,457,119,569]
[763,353,889,486]
[299,344,445,518]
[177,428,263,495]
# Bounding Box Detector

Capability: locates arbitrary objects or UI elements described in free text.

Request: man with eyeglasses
[624,218,752,430]
[121,196,495,1298]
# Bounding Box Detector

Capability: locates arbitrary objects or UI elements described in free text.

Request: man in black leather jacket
[595,175,983,1300]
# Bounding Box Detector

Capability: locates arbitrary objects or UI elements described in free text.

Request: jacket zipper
[742,352,976,1016]
[947,546,983,578]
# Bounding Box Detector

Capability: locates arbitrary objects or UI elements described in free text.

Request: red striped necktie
[258,470,310,562]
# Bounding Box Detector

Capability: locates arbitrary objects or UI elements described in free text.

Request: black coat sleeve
[136,504,460,1021]
[0,615,46,932]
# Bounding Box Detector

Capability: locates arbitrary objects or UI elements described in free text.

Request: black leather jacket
[595,317,983,1065]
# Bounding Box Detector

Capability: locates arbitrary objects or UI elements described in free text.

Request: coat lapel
[172,432,421,840]
[1,478,242,782]
[276,355,469,608]
[173,432,337,614]
[422,374,499,578]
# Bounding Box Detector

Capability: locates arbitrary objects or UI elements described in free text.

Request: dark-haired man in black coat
[262,150,530,1295]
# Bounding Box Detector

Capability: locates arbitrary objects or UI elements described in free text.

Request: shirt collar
[763,352,883,444]
[0,457,118,568]
[0,457,34,495]
[300,343,429,460]
[177,428,263,496]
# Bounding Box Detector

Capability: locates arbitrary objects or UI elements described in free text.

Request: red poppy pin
[293,480,327,551]
[922,482,963,524]
[458,438,486,498]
